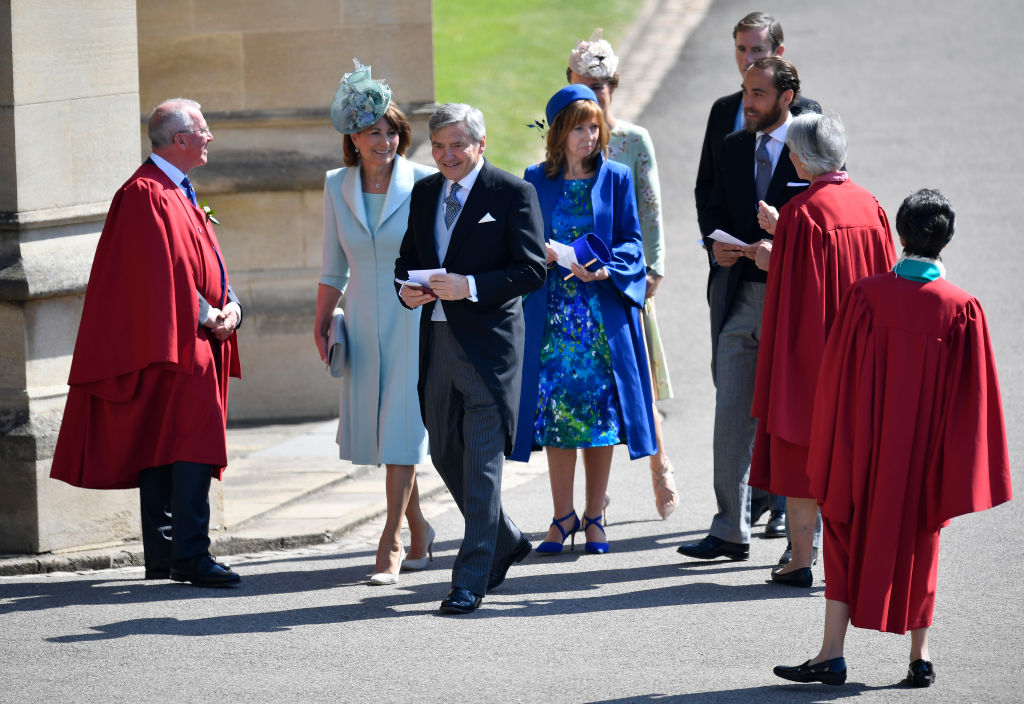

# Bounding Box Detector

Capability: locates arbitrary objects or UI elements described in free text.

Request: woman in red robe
[745,112,897,586]
[773,189,1011,687]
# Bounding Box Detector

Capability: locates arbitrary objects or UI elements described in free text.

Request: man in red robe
[773,189,1011,688]
[50,99,242,587]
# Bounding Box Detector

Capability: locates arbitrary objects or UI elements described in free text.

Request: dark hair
[564,66,620,90]
[543,99,608,179]
[748,56,800,101]
[895,189,955,258]
[341,102,412,167]
[733,11,784,52]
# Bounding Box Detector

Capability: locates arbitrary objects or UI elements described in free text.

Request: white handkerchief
[478,212,496,223]
[786,181,810,187]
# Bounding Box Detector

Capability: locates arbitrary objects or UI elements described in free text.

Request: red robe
[749,174,896,497]
[807,273,1011,633]
[50,162,241,489]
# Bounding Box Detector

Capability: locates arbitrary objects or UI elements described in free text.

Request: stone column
[0,0,142,553]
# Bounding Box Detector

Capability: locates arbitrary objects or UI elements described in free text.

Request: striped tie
[181,176,198,208]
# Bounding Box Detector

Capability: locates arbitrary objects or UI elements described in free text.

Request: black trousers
[139,461,213,564]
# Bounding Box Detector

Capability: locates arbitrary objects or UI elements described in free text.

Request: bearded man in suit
[395,103,546,614]
[679,57,818,562]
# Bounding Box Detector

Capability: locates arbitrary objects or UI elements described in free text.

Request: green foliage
[433,1,640,176]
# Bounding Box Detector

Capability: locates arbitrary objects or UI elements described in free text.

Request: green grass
[433,1,642,176]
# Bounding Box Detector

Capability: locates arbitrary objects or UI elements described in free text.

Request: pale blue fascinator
[331,58,392,135]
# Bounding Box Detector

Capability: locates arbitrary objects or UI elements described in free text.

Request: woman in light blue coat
[314,62,437,585]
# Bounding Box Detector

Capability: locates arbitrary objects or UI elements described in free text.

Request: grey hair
[785,111,847,177]
[148,98,202,148]
[428,103,486,141]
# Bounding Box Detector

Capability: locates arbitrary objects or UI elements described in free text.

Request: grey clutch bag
[327,308,347,378]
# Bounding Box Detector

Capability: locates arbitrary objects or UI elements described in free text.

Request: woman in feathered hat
[314,60,437,585]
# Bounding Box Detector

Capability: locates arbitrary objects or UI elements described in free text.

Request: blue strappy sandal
[535,510,580,554]
[583,513,610,554]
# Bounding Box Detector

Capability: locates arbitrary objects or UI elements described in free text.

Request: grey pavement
[2,0,1023,701]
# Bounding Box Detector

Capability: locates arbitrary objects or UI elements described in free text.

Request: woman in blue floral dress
[512,85,656,554]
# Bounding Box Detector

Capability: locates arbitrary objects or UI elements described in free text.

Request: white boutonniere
[201,200,220,225]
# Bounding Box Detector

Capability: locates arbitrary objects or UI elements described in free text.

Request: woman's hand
[314,325,329,363]
[570,262,609,282]
[741,239,773,272]
[757,200,779,235]
[545,243,558,265]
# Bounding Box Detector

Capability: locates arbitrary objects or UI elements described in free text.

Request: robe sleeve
[806,284,876,523]
[68,178,199,390]
[602,167,647,308]
[924,299,1012,530]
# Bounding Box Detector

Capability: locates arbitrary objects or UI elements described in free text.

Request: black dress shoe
[144,560,171,580]
[778,542,818,566]
[770,566,813,587]
[676,535,749,561]
[487,537,532,592]
[906,659,935,687]
[439,586,483,614]
[765,510,787,538]
[170,554,241,588]
[773,657,847,686]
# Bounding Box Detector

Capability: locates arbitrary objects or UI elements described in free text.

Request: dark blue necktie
[181,176,198,208]
[754,134,772,203]
[444,182,462,228]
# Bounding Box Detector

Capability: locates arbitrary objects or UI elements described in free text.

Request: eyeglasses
[179,128,213,138]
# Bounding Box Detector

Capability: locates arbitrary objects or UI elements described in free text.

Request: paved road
[2,1,1021,701]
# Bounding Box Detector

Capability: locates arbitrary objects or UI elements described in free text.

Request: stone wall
[137,0,436,422]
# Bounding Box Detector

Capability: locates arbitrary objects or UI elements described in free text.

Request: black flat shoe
[770,566,813,588]
[439,586,483,615]
[170,554,240,588]
[778,542,818,566]
[144,559,170,580]
[774,657,847,686]
[488,537,531,592]
[906,659,935,687]
[676,535,749,561]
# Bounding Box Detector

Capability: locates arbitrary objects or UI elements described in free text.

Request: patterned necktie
[181,176,198,208]
[444,182,462,228]
[754,134,772,203]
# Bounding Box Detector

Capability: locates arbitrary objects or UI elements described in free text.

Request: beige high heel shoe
[369,546,405,586]
[651,460,679,519]
[401,524,435,571]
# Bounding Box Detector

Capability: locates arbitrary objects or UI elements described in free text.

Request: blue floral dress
[533,178,622,448]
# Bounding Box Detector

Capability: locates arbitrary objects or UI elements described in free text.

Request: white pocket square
[787,181,810,187]
[478,212,496,223]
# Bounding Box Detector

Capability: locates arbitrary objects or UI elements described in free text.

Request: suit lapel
[379,155,414,228]
[765,144,806,206]
[417,172,444,268]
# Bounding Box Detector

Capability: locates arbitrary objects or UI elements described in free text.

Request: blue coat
[511,155,656,461]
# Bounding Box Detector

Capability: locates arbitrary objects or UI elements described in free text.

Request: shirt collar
[149,152,187,188]
[893,254,946,282]
[757,110,792,145]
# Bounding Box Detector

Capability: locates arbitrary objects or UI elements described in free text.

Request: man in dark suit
[679,57,817,562]
[395,103,546,614]
[693,11,821,545]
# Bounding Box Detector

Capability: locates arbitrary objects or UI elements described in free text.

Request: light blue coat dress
[320,155,436,465]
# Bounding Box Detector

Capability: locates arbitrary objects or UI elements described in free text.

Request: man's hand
[711,240,743,267]
[741,239,773,272]
[645,272,663,298]
[428,273,471,301]
[545,244,558,265]
[399,284,437,309]
[210,309,239,341]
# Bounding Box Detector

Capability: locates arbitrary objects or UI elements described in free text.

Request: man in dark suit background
[679,57,818,562]
[395,103,546,614]
[692,11,821,546]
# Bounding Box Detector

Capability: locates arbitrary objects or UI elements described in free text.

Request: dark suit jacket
[695,91,821,242]
[702,124,817,378]
[395,159,546,454]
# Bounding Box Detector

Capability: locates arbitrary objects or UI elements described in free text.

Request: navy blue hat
[545,84,598,128]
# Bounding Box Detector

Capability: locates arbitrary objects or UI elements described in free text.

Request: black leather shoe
[906,659,935,687]
[676,535,749,561]
[170,554,241,588]
[773,657,847,686]
[770,566,813,587]
[487,537,532,592]
[439,586,482,614]
[144,560,170,580]
[778,542,818,566]
[765,510,787,538]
